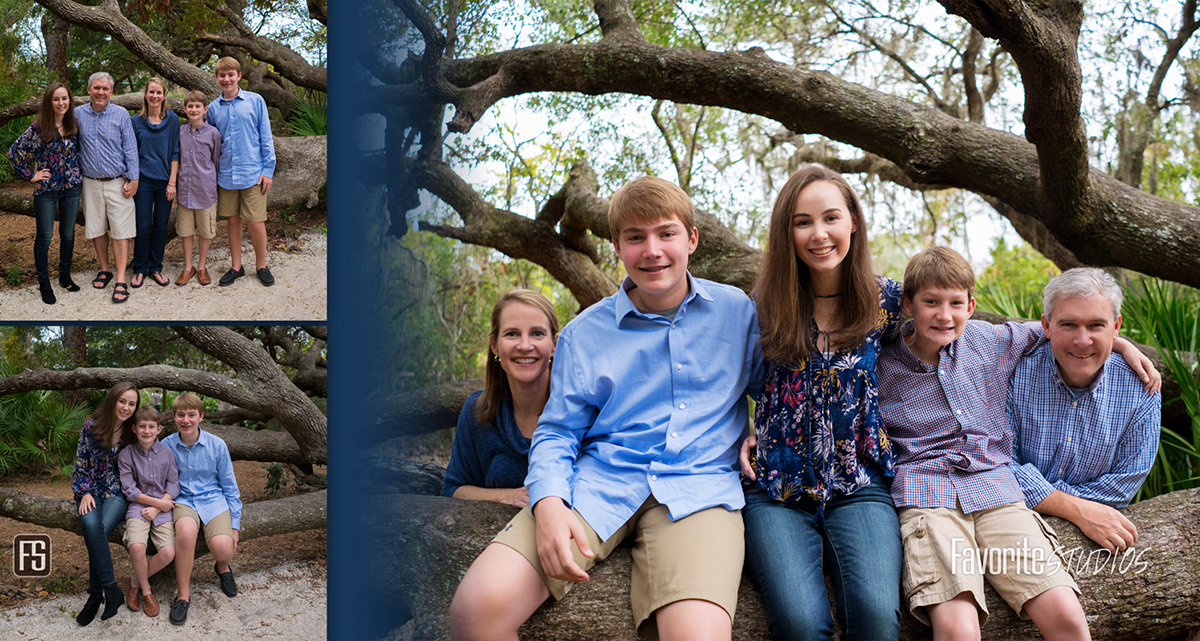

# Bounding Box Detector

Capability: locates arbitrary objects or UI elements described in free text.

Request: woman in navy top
[6,82,83,304]
[740,165,903,641]
[71,381,139,625]
[130,77,180,289]
[442,290,559,507]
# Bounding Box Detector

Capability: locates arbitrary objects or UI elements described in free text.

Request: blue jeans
[32,186,80,282]
[743,475,902,641]
[133,176,171,274]
[77,494,127,595]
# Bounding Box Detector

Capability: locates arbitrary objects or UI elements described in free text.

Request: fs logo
[13,534,51,577]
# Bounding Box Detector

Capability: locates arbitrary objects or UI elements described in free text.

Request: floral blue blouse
[71,418,122,502]
[6,123,83,196]
[749,276,903,520]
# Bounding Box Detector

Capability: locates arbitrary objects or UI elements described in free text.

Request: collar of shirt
[1049,351,1109,397]
[896,319,957,370]
[218,91,244,105]
[169,429,210,450]
[614,273,711,325]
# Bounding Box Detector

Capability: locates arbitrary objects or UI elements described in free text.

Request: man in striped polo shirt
[75,71,139,302]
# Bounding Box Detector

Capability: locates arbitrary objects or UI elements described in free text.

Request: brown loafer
[142,590,160,617]
[176,267,195,286]
[197,267,211,285]
[126,577,140,611]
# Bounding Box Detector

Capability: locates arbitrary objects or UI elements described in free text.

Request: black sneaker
[257,266,275,287]
[100,581,124,620]
[76,593,103,626]
[216,562,238,597]
[218,266,245,286]
[169,598,189,625]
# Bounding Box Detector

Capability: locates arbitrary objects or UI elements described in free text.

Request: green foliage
[287,93,327,136]
[974,239,1060,320]
[4,265,21,286]
[0,115,32,183]
[263,462,289,494]
[0,374,89,479]
[1120,278,1200,500]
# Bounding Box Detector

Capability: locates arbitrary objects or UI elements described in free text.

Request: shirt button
[651,475,658,481]
[671,323,676,328]
[1072,401,1079,407]
[676,364,683,370]
[679,403,685,409]
[1066,437,1072,443]
[671,432,678,438]
[955,409,961,415]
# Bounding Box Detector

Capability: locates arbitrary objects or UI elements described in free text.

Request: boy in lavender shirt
[118,406,178,618]
[174,90,222,286]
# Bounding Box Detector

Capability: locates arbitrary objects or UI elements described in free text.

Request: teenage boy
[118,406,178,617]
[175,90,222,286]
[75,71,139,302]
[162,393,242,626]
[876,247,1157,640]
[206,56,277,287]
[450,176,763,640]
[1009,268,1161,553]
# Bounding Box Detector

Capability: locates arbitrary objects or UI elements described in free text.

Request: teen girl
[740,165,902,640]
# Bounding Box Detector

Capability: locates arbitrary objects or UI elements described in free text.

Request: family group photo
[0,326,327,637]
[367,0,1200,640]
[0,0,327,322]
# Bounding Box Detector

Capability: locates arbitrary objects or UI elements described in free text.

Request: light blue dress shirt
[526,274,764,541]
[1008,344,1161,509]
[74,103,139,180]
[206,89,276,189]
[162,429,243,530]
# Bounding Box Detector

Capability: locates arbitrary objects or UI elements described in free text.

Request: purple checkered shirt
[877,319,1045,513]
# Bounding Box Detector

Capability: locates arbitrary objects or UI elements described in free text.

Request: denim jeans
[77,494,127,595]
[32,186,81,282]
[743,474,902,641]
[133,176,171,274]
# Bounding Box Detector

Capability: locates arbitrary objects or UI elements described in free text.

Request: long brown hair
[476,290,560,426]
[35,82,78,144]
[89,381,140,449]
[141,77,169,121]
[755,165,879,363]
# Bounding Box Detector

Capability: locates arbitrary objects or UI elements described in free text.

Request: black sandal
[92,271,113,289]
[131,272,145,288]
[150,272,170,286]
[111,282,129,303]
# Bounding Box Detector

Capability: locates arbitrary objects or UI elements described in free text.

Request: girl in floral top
[71,381,139,626]
[6,82,84,305]
[739,165,903,641]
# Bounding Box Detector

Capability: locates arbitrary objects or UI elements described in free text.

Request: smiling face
[135,419,162,449]
[174,407,203,442]
[903,286,975,363]
[613,215,698,312]
[185,100,207,125]
[791,180,856,284]
[1042,293,1121,388]
[51,87,70,116]
[113,388,138,424]
[491,302,556,392]
[216,69,241,98]
[87,77,112,110]
[145,80,165,114]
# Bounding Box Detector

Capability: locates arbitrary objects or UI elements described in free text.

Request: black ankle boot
[59,272,79,292]
[38,279,56,304]
[100,581,124,620]
[76,592,103,626]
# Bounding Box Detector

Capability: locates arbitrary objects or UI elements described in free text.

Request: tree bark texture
[0,487,326,559]
[377,488,1200,641]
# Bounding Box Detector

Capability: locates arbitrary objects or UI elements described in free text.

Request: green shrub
[0,387,89,479]
[287,94,327,136]
[974,239,1059,320]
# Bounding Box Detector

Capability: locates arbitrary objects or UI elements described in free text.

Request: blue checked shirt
[207,90,276,189]
[1008,343,1160,509]
[526,274,765,541]
[878,319,1045,512]
[162,429,243,530]
[74,103,139,180]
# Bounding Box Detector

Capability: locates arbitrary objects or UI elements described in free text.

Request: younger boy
[161,393,242,626]
[450,177,763,640]
[175,90,222,286]
[877,247,1155,640]
[206,56,277,287]
[118,406,179,618]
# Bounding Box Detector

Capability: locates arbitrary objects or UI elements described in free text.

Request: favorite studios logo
[12,534,51,578]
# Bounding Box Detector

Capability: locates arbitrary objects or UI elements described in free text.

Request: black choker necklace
[815,292,841,298]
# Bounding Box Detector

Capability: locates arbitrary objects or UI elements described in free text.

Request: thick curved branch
[593,0,645,42]
[198,6,327,92]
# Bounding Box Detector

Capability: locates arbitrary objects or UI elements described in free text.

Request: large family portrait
[367,1,1200,640]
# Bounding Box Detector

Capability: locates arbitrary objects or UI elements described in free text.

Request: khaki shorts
[494,496,744,635]
[82,177,136,240]
[217,185,268,223]
[177,204,218,239]
[899,502,1079,626]
[124,517,176,549]
[173,505,235,543]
